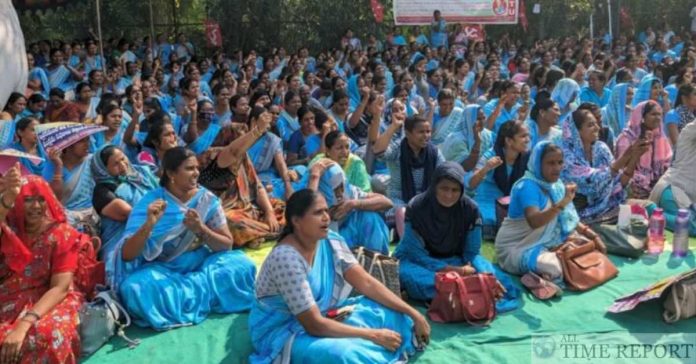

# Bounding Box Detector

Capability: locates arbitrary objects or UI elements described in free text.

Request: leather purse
[427,271,501,325]
[555,235,618,291]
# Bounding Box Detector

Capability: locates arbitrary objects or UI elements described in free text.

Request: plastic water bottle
[672,209,691,258]
[647,208,666,255]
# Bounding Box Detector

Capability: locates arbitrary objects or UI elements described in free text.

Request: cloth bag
[663,275,696,323]
[554,236,618,291]
[427,271,500,325]
[79,289,140,357]
[352,247,401,296]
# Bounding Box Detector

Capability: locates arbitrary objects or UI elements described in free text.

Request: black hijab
[492,144,529,196]
[406,162,481,258]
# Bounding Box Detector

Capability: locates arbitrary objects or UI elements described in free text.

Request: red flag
[519,0,528,32]
[205,19,223,48]
[463,25,486,41]
[620,6,634,30]
[370,0,384,23]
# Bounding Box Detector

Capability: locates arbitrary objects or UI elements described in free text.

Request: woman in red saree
[0,170,85,364]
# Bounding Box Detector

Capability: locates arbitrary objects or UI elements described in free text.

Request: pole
[590,11,594,40]
[96,0,106,72]
[607,0,613,39]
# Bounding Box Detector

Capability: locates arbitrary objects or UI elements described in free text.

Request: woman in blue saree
[249,189,429,364]
[91,145,159,259]
[632,75,670,111]
[108,147,256,330]
[90,103,130,153]
[12,117,46,175]
[430,89,464,146]
[394,162,520,310]
[308,159,392,254]
[465,120,530,239]
[440,104,494,171]
[27,52,50,98]
[277,91,302,143]
[550,78,580,126]
[495,142,606,287]
[247,107,306,200]
[43,135,98,235]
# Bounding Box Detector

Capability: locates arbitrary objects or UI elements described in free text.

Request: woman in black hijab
[393,162,520,311]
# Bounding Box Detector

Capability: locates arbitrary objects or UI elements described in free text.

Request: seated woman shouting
[614,100,672,199]
[495,142,606,298]
[394,162,520,310]
[0,169,86,363]
[308,159,392,254]
[249,189,429,364]
[560,109,643,224]
[108,147,256,330]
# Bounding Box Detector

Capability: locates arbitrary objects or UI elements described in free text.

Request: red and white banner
[462,24,486,41]
[205,19,223,48]
[394,0,519,25]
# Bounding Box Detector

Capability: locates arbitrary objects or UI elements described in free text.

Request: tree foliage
[16,0,695,52]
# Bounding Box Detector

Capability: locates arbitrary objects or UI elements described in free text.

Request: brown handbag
[555,235,618,291]
[427,271,501,325]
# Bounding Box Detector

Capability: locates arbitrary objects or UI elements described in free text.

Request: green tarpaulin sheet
[84,237,696,364]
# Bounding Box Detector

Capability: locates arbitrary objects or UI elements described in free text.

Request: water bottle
[647,208,666,255]
[672,209,691,258]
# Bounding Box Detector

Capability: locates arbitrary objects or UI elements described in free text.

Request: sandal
[521,272,561,300]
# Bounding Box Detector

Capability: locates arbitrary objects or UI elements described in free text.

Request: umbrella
[36,122,107,152]
[0,148,45,175]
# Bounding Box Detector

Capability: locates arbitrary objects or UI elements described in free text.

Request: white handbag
[663,275,696,323]
[78,288,140,357]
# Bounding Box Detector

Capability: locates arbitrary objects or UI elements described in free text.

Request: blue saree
[187,123,222,155]
[315,164,390,254]
[249,132,307,199]
[276,110,300,143]
[551,78,580,126]
[601,83,631,138]
[47,65,74,92]
[29,67,50,98]
[440,104,493,164]
[431,106,464,146]
[248,232,416,364]
[108,186,256,330]
[10,142,46,176]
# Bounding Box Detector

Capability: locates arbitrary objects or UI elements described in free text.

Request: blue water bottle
[672,209,690,258]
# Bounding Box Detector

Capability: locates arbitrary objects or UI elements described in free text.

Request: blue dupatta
[11,142,46,176]
[347,75,361,112]
[551,79,580,126]
[431,106,464,146]
[105,186,224,289]
[632,75,663,107]
[188,123,222,155]
[248,132,283,173]
[48,65,73,91]
[440,104,493,163]
[602,83,631,138]
[518,141,579,240]
[29,67,50,98]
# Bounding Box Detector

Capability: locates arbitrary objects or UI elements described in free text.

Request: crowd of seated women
[2,22,696,363]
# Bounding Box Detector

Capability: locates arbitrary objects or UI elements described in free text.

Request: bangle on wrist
[0,192,14,210]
